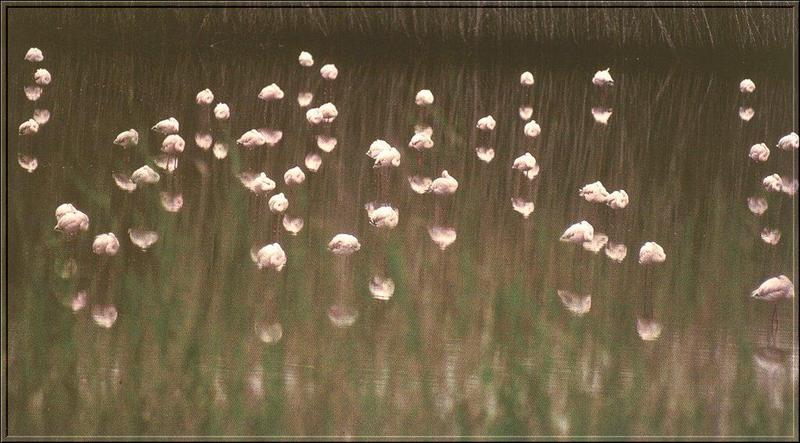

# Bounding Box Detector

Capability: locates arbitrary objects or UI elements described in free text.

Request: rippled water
[7,42,798,437]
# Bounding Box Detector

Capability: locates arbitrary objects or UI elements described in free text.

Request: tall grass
[6,43,796,436]
[6,5,795,56]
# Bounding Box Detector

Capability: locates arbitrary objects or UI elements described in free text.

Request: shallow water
[7,42,798,437]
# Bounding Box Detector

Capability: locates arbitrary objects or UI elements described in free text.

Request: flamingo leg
[124,148,132,174]
[382,168,389,203]
[377,168,382,203]
[771,304,778,341]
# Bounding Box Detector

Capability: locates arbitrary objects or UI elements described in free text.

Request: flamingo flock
[735,80,797,334]
[16,46,796,336]
[17,48,53,174]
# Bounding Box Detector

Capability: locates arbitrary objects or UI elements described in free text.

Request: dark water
[7,41,798,437]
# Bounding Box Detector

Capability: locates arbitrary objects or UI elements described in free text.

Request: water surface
[6,44,798,437]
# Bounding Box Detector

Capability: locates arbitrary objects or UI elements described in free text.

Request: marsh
[5,5,798,438]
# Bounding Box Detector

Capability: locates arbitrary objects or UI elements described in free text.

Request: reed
[6,5,794,57]
[6,37,795,436]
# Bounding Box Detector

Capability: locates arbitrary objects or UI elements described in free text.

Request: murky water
[7,42,798,437]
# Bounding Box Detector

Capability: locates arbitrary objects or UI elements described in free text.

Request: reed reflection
[6,44,797,437]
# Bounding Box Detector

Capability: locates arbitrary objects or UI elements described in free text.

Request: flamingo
[739,79,756,94]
